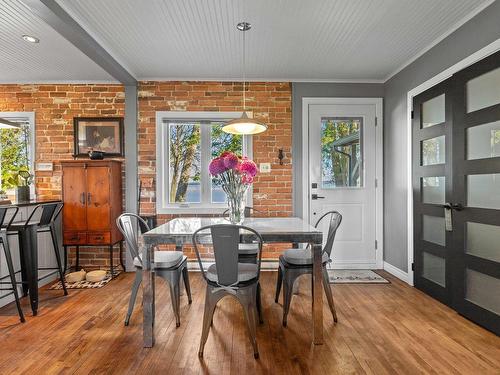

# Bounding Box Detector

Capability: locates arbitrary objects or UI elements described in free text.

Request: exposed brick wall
[137,81,293,258]
[0,84,125,268]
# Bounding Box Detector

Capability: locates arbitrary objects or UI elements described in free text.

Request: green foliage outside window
[1,125,31,190]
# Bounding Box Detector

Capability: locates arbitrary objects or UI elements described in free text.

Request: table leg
[20,226,39,316]
[143,243,155,347]
[311,243,323,345]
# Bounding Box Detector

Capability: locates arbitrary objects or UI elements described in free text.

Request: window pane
[168,122,201,203]
[421,136,445,166]
[1,125,30,191]
[467,173,500,209]
[466,269,500,315]
[422,215,445,246]
[422,94,445,128]
[422,252,446,287]
[466,222,500,263]
[422,176,445,204]
[321,117,363,188]
[211,123,243,203]
[467,121,500,160]
[467,67,500,113]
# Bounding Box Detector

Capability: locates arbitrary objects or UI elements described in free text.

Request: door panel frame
[406,39,500,285]
[302,97,384,269]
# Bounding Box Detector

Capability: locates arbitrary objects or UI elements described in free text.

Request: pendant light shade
[222,21,268,136]
[222,112,267,135]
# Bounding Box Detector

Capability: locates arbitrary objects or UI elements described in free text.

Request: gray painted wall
[291,82,384,218]
[383,1,500,272]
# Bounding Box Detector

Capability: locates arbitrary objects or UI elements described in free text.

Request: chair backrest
[222,206,262,218]
[116,213,150,265]
[314,211,342,259]
[192,224,263,286]
[0,206,19,230]
[25,202,63,227]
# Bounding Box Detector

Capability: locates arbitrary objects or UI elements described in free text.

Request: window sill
[156,206,228,215]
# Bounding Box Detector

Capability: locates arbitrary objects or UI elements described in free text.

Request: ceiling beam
[22,0,136,85]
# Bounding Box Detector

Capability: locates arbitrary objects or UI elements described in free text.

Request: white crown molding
[0,79,120,84]
[383,0,496,82]
[138,77,385,84]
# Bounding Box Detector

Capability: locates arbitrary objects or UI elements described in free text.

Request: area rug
[328,269,389,284]
[49,271,121,290]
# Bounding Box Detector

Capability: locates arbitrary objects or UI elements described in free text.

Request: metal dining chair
[0,206,25,322]
[117,213,192,327]
[275,211,342,327]
[193,224,264,359]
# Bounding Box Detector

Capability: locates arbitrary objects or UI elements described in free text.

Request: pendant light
[222,22,267,135]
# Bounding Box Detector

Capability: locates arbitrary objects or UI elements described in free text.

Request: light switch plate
[36,162,53,171]
[260,163,271,173]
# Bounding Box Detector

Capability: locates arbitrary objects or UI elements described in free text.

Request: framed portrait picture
[73,117,124,157]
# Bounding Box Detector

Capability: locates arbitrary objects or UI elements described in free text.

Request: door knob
[443,202,464,211]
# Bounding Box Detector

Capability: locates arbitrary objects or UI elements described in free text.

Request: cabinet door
[62,166,87,231]
[86,166,111,231]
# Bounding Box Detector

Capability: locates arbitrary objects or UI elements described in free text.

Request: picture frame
[73,117,124,157]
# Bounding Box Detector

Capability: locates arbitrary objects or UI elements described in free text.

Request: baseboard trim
[383,261,410,284]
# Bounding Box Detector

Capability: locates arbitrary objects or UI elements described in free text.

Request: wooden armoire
[61,160,123,274]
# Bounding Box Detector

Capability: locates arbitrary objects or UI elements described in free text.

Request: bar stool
[8,202,68,315]
[0,206,25,322]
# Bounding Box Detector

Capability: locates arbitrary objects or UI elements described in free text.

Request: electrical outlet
[260,163,271,173]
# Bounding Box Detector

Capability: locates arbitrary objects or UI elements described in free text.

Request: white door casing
[302,98,383,269]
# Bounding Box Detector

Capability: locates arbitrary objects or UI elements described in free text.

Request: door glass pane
[467,174,500,209]
[421,136,445,165]
[422,94,445,128]
[422,176,445,204]
[211,123,243,203]
[466,269,500,315]
[422,215,445,246]
[467,67,500,113]
[467,121,500,160]
[321,117,363,188]
[168,122,201,203]
[466,222,500,263]
[422,252,445,287]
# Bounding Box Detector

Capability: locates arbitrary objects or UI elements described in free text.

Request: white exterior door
[307,101,382,269]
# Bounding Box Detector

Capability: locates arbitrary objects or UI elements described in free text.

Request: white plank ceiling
[1,0,494,83]
[0,0,114,83]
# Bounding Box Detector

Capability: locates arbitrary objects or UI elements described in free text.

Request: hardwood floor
[0,271,499,374]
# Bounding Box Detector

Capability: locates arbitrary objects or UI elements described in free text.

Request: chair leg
[282,270,295,327]
[182,266,192,304]
[168,273,181,327]
[241,287,259,359]
[275,266,282,303]
[49,224,68,296]
[199,287,220,358]
[322,267,338,323]
[1,236,25,323]
[256,282,263,324]
[125,269,142,326]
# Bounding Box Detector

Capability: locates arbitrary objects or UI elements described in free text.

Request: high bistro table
[142,217,324,348]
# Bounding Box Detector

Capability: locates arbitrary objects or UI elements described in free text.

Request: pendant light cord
[242,24,246,112]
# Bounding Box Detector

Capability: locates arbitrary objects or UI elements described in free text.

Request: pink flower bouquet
[209,151,258,223]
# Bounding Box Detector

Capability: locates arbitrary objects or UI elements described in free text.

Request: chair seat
[134,251,185,269]
[280,248,330,266]
[238,243,259,255]
[206,262,258,283]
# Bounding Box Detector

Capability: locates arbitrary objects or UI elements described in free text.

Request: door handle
[443,202,464,211]
[80,192,85,205]
[312,194,325,200]
[87,192,91,205]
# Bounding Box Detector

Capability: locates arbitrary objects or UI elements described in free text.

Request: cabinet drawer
[88,232,111,245]
[64,232,87,245]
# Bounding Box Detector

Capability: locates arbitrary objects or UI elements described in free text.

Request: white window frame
[0,112,36,199]
[156,111,253,214]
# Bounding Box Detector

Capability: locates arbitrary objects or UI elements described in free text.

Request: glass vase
[227,191,246,224]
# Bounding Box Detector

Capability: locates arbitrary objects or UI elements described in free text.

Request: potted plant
[209,151,258,224]
[5,167,33,202]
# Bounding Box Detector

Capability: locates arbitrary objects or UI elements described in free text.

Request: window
[0,112,35,198]
[157,112,252,213]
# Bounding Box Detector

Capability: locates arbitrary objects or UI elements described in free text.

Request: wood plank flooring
[0,271,499,374]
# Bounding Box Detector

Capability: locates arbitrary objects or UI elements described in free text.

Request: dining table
[141,216,324,347]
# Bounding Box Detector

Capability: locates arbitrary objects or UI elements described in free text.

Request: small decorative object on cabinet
[61,160,124,276]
